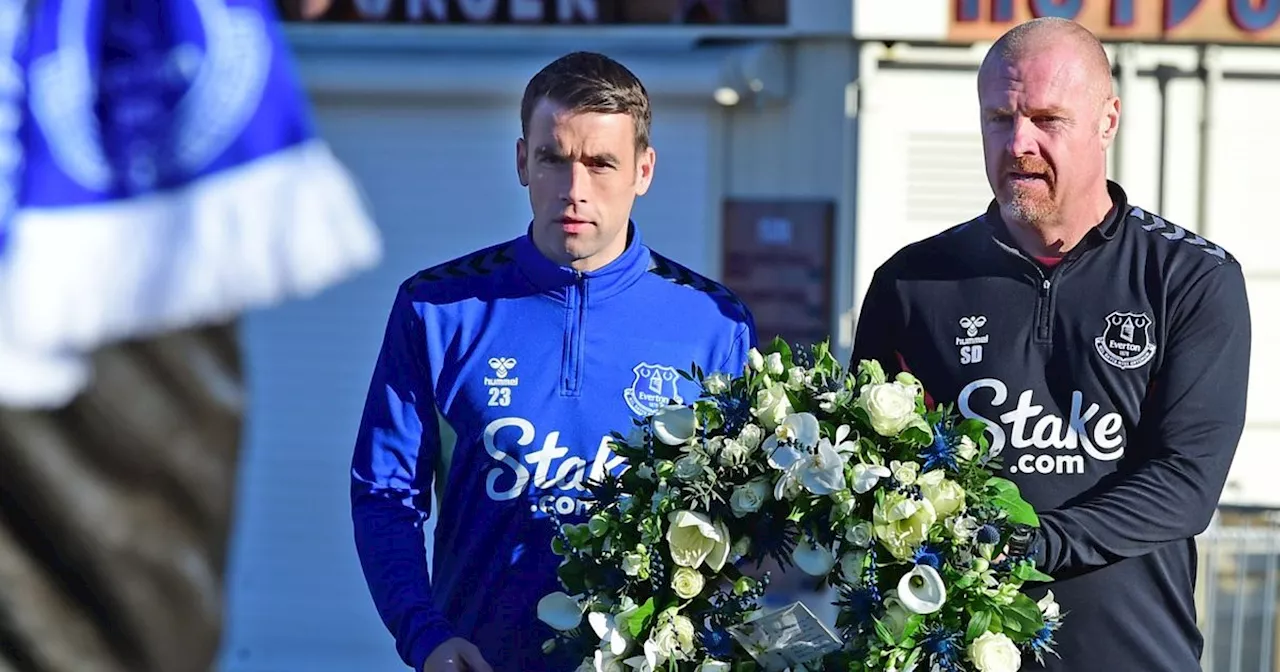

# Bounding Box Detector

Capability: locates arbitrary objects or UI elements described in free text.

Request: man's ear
[1099,96,1121,150]
[516,138,529,187]
[634,145,656,197]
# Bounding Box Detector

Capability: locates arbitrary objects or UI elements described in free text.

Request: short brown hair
[520,51,653,151]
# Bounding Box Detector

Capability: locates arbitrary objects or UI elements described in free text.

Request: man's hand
[423,638,492,672]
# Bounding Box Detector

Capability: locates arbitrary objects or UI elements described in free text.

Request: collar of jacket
[983,179,1131,254]
[512,220,652,303]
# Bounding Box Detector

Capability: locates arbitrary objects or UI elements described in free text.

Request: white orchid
[851,462,892,494]
[770,437,849,496]
[897,564,947,614]
[589,601,640,657]
[762,412,821,456]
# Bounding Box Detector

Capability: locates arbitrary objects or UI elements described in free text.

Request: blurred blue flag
[0,0,381,408]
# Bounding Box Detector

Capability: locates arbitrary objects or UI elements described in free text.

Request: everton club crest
[623,362,683,417]
[1094,310,1157,370]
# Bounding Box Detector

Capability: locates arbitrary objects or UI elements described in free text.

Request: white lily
[897,564,947,614]
[792,539,837,576]
[652,404,697,446]
[537,591,586,631]
[851,462,892,494]
[666,510,731,571]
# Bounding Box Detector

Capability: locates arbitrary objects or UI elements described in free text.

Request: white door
[217,93,719,671]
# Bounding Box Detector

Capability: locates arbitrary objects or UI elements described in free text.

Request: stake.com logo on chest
[480,416,627,518]
[958,378,1126,475]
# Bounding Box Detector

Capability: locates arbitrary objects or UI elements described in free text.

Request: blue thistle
[912,543,946,570]
[1025,622,1061,665]
[835,583,883,638]
[976,524,1001,545]
[746,512,799,570]
[699,625,734,658]
[922,626,966,672]
[715,391,753,436]
[919,423,960,471]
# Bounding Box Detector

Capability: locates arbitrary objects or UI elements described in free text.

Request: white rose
[957,435,980,462]
[704,373,730,394]
[786,366,808,389]
[753,382,793,431]
[738,424,764,450]
[674,454,705,481]
[949,515,979,543]
[765,352,785,376]
[651,623,680,659]
[671,614,696,650]
[729,480,770,517]
[747,348,765,372]
[845,520,874,547]
[697,661,731,672]
[859,382,919,437]
[839,551,866,583]
[890,460,920,486]
[671,566,706,599]
[718,439,750,467]
[918,470,966,518]
[968,631,1022,672]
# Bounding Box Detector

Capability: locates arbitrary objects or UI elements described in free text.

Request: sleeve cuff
[407,625,457,672]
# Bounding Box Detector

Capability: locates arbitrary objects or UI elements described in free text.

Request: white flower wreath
[538,338,1064,672]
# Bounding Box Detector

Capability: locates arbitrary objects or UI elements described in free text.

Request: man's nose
[560,162,591,203]
[1007,116,1037,156]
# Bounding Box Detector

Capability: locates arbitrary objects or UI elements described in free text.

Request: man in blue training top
[350,51,757,672]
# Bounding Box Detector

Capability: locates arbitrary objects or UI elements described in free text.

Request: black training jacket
[850,181,1251,671]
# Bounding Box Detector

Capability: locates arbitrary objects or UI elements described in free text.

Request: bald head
[975,16,1122,243]
[980,17,1114,102]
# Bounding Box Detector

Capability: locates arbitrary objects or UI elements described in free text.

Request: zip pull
[1042,279,1051,293]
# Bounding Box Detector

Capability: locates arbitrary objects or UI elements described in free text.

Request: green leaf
[900,424,933,447]
[986,477,1040,527]
[994,495,1040,527]
[627,598,656,638]
[1013,561,1055,583]
[874,618,896,646]
[965,610,993,643]
[901,614,925,641]
[999,594,1046,638]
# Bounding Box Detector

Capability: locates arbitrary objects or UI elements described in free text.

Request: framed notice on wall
[721,199,835,350]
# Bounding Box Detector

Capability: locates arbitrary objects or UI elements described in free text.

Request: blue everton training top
[350,225,756,672]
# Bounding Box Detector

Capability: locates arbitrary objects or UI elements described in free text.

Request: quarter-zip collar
[512,221,651,304]
[984,180,1129,259]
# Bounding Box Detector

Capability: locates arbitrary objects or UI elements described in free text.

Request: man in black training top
[849,17,1251,672]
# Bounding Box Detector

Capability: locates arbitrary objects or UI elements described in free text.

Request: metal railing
[1198,513,1280,672]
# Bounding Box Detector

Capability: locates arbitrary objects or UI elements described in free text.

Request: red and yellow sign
[949,0,1280,44]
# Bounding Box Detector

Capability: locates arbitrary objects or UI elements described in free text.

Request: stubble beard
[1002,181,1057,229]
